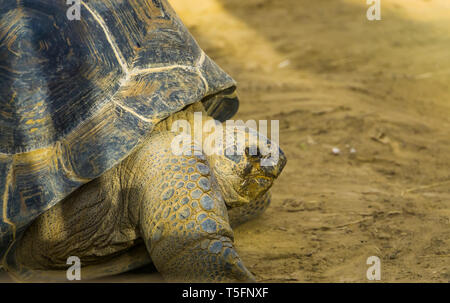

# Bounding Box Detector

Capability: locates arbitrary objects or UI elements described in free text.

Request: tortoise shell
[0,0,239,260]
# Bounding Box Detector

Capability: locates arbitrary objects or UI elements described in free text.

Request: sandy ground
[167,0,450,283]
[1,0,449,283]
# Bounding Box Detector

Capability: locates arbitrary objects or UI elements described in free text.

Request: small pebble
[332,147,341,155]
[278,59,291,69]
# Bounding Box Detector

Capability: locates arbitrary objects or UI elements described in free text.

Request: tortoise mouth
[215,173,250,208]
[239,174,274,200]
[217,170,274,208]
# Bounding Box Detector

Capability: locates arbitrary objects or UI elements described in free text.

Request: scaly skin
[129,131,254,282]
[9,102,286,282]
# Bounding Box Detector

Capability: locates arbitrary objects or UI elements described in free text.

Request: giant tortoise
[0,0,286,282]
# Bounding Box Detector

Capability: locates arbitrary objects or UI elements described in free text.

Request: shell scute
[0,0,238,259]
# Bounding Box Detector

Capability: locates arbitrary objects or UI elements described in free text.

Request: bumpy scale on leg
[123,131,255,282]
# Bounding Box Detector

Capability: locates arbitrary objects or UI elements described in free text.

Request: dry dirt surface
[168,0,450,283]
[1,0,448,283]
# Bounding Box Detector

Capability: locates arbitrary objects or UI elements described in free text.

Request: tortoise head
[208,126,287,208]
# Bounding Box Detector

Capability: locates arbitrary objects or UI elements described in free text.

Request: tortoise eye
[245,146,262,158]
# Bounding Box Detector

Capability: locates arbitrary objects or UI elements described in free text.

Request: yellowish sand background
[167,0,450,282]
[1,0,448,283]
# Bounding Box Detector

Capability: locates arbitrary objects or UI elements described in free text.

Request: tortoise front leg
[125,131,255,282]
